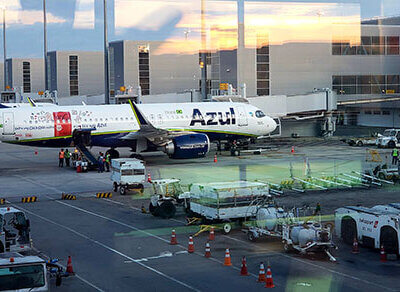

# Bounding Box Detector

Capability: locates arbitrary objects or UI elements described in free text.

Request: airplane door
[53,112,72,137]
[2,112,14,135]
[235,106,248,126]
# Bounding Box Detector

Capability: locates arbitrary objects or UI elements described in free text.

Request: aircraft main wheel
[158,201,176,219]
[388,141,396,149]
[120,186,127,196]
[113,182,118,192]
[357,141,363,147]
[106,149,120,159]
[223,222,232,234]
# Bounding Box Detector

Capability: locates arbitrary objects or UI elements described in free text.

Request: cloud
[73,0,95,29]
[4,9,66,26]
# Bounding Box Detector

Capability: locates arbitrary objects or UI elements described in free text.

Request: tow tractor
[111,158,146,195]
[149,179,190,219]
[335,203,400,255]
[0,207,32,253]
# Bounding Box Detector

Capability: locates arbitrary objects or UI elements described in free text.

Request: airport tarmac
[1,140,400,292]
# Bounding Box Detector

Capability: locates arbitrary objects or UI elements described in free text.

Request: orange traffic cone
[223,248,232,266]
[291,146,295,153]
[66,256,75,275]
[147,173,152,183]
[257,262,266,282]
[188,236,195,253]
[170,230,178,245]
[205,242,211,258]
[209,227,215,241]
[214,154,218,163]
[380,246,387,262]
[265,265,275,288]
[352,238,359,254]
[240,256,249,276]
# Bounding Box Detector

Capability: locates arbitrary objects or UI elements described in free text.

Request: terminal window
[256,35,270,96]
[22,61,31,93]
[332,75,400,95]
[138,45,150,95]
[69,56,79,96]
[332,36,399,55]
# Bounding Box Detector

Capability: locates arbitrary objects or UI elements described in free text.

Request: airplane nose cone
[269,117,277,133]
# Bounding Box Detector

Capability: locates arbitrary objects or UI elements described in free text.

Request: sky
[2,0,400,58]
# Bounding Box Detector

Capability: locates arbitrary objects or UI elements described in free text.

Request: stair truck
[335,203,400,256]
[0,207,32,253]
[187,181,270,234]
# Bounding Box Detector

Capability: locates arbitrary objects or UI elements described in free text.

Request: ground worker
[105,153,111,172]
[314,202,321,215]
[98,152,104,173]
[64,149,71,167]
[392,148,398,165]
[58,149,65,167]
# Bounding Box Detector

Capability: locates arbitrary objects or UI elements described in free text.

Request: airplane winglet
[128,99,148,126]
[27,97,37,107]
[0,103,10,108]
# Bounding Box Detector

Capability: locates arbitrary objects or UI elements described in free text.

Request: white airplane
[0,101,277,159]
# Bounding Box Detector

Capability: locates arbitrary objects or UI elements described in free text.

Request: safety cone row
[257,262,266,282]
[66,256,75,275]
[188,236,195,253]
[380,246,387,262]
[265,265,275,288]
[204,242,211,258]
[214,154,218,163]
[240,256,249,276]
[224,248,232,266]
[170,230,178,245]
[352,238,359,254]
[209,227,215,241]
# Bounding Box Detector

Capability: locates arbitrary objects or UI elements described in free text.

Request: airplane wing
[122,100,195,146]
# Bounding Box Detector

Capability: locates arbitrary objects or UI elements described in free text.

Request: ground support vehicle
[376,129,400,148]
[188,181,270,234]
[343,137,377,147]
[0,207,32,253]
[111,158,146,195]
[282,221,336,261]
[335,204,400,256]
[149,179,190,219]
[0,252,67,291]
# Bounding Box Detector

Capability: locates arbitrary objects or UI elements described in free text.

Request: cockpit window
[255,110,266,118]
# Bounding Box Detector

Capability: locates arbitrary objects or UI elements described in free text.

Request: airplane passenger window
[255,110,266,118]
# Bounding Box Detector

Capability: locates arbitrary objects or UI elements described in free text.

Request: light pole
[103,0,110,104]
[43,0,48,91]
[2,7,6,91]
[200,0,207,100]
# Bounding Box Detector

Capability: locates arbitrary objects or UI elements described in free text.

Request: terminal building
[109,40,200,98]
[47,51,104,98]
[4,58,44,94]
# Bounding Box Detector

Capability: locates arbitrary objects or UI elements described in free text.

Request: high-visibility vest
[59,151,65,159]
[393,149,398,157]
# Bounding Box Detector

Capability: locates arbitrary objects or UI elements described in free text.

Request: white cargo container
[188,181,269,233]
[111,158,146,195]
[335,203,400,255]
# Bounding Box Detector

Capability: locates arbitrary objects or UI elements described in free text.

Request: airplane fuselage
[0,102,276,148]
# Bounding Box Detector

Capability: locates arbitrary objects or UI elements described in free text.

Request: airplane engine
[164,133,210,159]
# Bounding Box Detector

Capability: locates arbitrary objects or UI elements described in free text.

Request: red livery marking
[53,112,72,137]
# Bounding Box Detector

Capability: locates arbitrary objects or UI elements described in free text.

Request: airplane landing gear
[106,149,119,159]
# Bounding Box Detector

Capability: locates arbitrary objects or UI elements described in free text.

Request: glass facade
[333,36,400,55]
[332,75,400,95]
[256,35,270,96]
[22,61,31,93]
[138,45,150,96]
